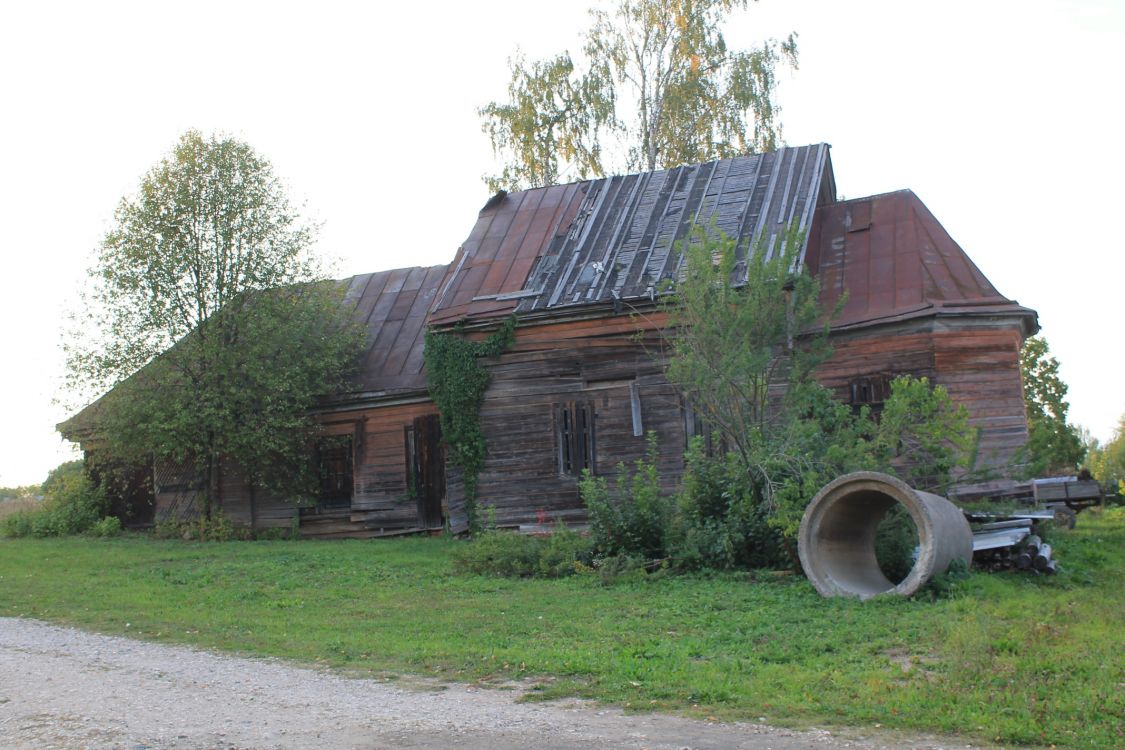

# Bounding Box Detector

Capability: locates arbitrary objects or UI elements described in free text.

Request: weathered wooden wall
[301,401,443,538]
[153,457,298,530]
[447,316,685,532]
[932,326,1028,469]
[152,399,445,538]
[817,319,1029,474]
[454,312,1031,533]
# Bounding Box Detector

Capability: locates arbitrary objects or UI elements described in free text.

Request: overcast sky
[1,0,1121,486]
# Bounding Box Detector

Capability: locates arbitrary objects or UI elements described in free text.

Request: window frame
[554,400,596,476]
[315,434,354,509]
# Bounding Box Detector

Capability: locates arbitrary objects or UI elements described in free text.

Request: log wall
[447,318,685,533]
[153,399,444,538]
[932,326,1028,469]
[457,312,1030,533]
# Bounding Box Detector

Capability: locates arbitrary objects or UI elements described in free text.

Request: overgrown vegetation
[459,226,973,576]
[452,523,593,578]
[424,316,517,533]
[63,131,364,519]
[564,225,970,573]
[2,509,1122,749]
[0,460,116,538]
[151,513,298,542]
[1019,336,1086,477]
[1085,412,1125,502]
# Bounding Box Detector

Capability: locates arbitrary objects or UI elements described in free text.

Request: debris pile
[967,511,1058,574]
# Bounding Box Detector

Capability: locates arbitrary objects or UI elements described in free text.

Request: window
[316,435,353,508]
[555,401,596,476]
[849,374,894,415]
[682,397,727,457]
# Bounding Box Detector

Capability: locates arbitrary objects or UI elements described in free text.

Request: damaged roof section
[431,143,836,324]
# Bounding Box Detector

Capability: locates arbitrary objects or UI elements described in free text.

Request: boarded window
[317,435,353,508]
[682,398,727,457]
[849,374,894,414]
[555,401,596,476]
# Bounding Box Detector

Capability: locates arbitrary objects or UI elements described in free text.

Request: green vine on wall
[424,315,516,533]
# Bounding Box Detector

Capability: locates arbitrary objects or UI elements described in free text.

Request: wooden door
[408,414,445,529]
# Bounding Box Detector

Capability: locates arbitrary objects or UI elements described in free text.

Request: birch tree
[481,0,797,191]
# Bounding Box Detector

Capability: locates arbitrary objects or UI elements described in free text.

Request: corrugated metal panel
[517,144,832,313]
[429,144,834,324]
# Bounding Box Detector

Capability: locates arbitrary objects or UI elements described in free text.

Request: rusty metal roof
[338,264,448,396]
[807,190,1037,332]
[431,144,835,324]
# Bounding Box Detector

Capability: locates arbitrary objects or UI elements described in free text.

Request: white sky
[1,0,1122,486]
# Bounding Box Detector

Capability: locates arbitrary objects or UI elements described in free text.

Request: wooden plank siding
[153,400,445,539]
[931,326,1028,469]
[446,317,685,533]
[815,319,1029,475]
[453,310,1031,533]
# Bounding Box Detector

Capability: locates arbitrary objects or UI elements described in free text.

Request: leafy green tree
[1018,336,1085,476]
[480,0,798,191]
[65,131,363,519]
[1087,414,1125,493]
[662,225,974,544]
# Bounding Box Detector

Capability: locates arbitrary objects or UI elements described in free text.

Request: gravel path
[0,617,975,750]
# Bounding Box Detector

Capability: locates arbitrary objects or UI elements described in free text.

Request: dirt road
[0,617,974,749]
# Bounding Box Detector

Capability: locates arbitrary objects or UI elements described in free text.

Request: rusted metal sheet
[430,144,834,324]
[807,190,1038,334]
[339,264,448,395]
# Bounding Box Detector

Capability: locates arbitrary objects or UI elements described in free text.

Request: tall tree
[1083,414,1125,491]
[1019,336,1085,476]
[663,225,973,540]
[480,0,797,192]
[65,131,363,518]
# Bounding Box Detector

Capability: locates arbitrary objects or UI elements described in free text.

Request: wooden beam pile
[967,512,1058,574]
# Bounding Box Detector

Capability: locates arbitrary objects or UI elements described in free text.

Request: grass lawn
[2,509,1123,749]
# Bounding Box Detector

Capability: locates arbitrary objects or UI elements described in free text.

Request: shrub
[152,519,182,539]
[1,511,36,538]
[580,432,673,561]
[452,525,593,578]
[536,524,594,577]
[669,440,789,570]
[1,466,111,538]
[89,515,122,538]
[873,505,919,583]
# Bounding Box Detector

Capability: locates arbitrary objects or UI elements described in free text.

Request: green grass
[2,511,1124,749]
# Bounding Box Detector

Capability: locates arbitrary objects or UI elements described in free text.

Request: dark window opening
[849,374,895,415]
[317,435,353,508]
[683,398,728,457]
[405,414,445,528]
[556,401,596,476]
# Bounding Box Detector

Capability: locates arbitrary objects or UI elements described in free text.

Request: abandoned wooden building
[60,143,1039,537]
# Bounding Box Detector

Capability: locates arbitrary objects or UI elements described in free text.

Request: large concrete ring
[798,471,972,599]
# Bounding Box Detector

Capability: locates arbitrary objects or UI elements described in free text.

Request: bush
[89,515,122,538]
[453,524,593,578]
[1,511,36,538]
[151,513,294,541]
[669,441,790,570]
[0,466,111,538]
[580,433,674,561]
[873,505,919,583]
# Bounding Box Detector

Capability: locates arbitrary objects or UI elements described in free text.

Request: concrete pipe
[798,471,972,599]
